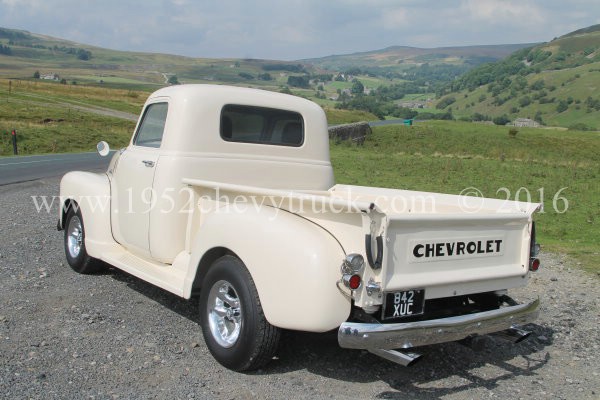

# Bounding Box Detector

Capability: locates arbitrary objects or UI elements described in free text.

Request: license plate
[382,289,425,320]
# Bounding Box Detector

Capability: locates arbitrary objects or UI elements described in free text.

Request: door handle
[142,160,155,167]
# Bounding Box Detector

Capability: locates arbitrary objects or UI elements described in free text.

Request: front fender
[59,171,113,258]
[186,206,351,332]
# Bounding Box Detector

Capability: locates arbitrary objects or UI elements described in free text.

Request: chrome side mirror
[97,141,110,157]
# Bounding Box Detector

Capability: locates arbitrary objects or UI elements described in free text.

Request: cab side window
[134,102,168,148]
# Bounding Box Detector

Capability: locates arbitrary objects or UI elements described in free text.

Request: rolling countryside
[0,25,598,272]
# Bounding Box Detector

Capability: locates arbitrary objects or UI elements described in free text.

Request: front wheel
[199,255,280,371]
[63,207,103,274]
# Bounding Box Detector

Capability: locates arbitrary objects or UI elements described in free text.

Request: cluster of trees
[332,78,430,120]
[238,72,254,80]
[5,39,94,61]
[261,63,305,73]
[335,93,418,120]
[233,72,273,81]
[287,75,310,88]
[0,44,12,55]
[71,48,92,60]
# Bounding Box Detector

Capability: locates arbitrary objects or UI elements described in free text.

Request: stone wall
[328,122,372,144]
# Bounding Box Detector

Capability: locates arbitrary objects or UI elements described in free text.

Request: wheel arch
[59,171,114,258]
[190,246,237,297]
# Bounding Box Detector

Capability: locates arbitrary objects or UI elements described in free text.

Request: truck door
[111,101,168,257]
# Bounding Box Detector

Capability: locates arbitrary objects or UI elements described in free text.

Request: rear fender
[185,206,351,332]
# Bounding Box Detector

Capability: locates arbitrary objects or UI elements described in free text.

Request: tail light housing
[341,253,364,291]
[529,222,541,272]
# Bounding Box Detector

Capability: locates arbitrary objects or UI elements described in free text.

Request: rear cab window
[220,105,304,147]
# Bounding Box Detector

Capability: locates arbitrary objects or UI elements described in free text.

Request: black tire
[199,255,281,371]
[63,207,103,274]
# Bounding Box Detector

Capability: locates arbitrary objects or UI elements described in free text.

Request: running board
[102,246,189,297]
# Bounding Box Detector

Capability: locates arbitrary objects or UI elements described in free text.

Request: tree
[519,96,532,107]
[556,100,568,113]
[76,49,92,60]
[493,115,511,125]
[436,96,456,109]
[168,75,180,85]
[33,70,40,79]
[530,79,545,90]
[351,79,364,95]
[238,72,254,80]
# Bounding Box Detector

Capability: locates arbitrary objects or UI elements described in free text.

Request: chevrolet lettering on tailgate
[411,237,504,262]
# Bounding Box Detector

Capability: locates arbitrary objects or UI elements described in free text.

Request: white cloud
[460,0,545,24]
[382,8,408,30]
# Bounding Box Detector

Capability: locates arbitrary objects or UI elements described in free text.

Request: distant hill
[0,27,321,90]
[436,25,600,130]
[302,44,535,71]
[0,26,535,89]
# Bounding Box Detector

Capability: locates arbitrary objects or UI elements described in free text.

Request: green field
[330,121,600,274]
[0,79,142,154]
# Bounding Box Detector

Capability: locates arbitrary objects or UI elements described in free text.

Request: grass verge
[330,121,600,275]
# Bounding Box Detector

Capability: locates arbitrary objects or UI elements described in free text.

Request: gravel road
[0,178,598,399]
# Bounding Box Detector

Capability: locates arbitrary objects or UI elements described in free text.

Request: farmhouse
[511,118,540,128]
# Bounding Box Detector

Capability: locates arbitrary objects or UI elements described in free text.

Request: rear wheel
[199,255,280,371]
[64,207,103,274]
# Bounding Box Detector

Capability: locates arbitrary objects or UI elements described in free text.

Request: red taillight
[349,275,361,290]
[342,274,362,290]
[529,258,540,272]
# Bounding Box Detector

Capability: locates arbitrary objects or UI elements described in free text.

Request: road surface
[0,152,112,186]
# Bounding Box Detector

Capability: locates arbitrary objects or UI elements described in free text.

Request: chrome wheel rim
[67,215,83,258]
[207,280,242,348]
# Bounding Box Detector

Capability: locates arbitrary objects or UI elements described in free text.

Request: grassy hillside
[0,78,377,155]
[0,27,394,109]
[0,79,142,155]
[436,25,600,130]
[331,121,600,274]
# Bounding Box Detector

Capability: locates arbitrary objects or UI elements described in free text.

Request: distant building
[511,118,540,128]
[41,73,59,81]
[398,101,425,109]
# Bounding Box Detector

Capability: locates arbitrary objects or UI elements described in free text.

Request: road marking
[0,157,84,166]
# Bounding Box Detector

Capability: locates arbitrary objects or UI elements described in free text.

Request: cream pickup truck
[58,84,542,371]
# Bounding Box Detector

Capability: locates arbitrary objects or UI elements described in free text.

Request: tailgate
[382,213,532,299]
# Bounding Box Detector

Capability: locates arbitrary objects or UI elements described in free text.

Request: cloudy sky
[1,0,598,60]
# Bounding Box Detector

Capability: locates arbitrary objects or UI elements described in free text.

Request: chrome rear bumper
[338,298,540,350]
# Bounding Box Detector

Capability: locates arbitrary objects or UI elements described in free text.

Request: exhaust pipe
[368,348,422,367]
[491,326,532,343]
[458,334,487,351]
